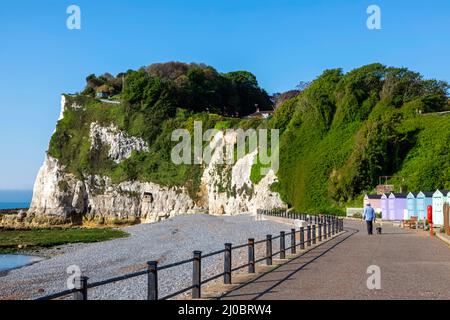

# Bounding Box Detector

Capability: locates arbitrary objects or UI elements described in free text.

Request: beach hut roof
[389,193,408,198]
[418,191,434,197]
[407,192,418,197]
[433,189,450,196]
[365,194,382,199]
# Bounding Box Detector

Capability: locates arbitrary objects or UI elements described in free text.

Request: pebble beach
[0,213,292,300]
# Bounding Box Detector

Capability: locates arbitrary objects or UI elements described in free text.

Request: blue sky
[1,0,449,190]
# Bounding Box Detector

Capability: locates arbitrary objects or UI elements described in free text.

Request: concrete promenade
[220,220,450,300]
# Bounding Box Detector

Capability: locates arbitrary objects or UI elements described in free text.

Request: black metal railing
[36,211,344,301]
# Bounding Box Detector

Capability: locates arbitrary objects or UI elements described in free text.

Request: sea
[0,255,42,272]
[0,190,36,272]
[0,190,32,210]
[0,202,30,210]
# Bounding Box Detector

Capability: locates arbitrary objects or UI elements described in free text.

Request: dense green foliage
[271,63,449,214]
[0,228,128,253]
[50,62,449,215]
[82,62,272,117]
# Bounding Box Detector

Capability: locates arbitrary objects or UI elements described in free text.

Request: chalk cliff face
[28,96,286,223]
[89,122,149,163]
[201,130,285,215]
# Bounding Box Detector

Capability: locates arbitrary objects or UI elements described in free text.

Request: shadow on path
[218,227,359,300]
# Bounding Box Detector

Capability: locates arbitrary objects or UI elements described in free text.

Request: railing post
[307,225,312,247]
[266,235,273,265]
[332,218,335,235]
[147,261,158,300]
[224,243,232,285]
[280,231,286,259]
[312,225,316,245]
[328,219,331,237]
[248,239,255,274]
[192,251,202,299]
[323,222,328,239]
[73,276,89,301]
[318,223,322,242]
[291,229,296,254]
[300,227,305,250]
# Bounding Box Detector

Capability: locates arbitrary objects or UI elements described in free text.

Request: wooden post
[73,276,88,301]
[291,229,296,254]
[147,261,158,300]
[192,251,202,299]
[266,235,273,265]
[224,244,232,284]
[300,227,305,250]
[312,225,316,245]
[307,225,311,247]
[323,222,328,239]
[318,223,322,242]
[248,239,255,274]
[280,231,286,259]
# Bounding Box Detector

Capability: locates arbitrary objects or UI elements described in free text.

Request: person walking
[363,203,376,235]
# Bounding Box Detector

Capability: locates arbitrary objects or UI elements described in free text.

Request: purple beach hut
[388,193,408,220]
[381,194,390,220]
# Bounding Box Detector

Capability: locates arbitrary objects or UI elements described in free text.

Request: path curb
[435,233,450,247]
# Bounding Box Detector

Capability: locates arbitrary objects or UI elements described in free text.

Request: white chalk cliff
[28,96,286,223]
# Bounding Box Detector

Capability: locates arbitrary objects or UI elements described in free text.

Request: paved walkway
[220,220,450,300]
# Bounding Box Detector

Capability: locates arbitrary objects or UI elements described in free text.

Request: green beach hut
[432,189,449,226]
[416,191,433,221]
[406,192,418,218]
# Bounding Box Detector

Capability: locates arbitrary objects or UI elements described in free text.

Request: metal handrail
[36,210,344,301]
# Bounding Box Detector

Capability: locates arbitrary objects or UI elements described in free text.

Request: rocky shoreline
[0,208,28,215]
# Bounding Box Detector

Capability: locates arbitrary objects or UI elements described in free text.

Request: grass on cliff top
[0,228,129,253]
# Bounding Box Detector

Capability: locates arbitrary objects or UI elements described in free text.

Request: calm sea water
[0,202,30,210]
[0,255,41,272]
[0,190,32,210]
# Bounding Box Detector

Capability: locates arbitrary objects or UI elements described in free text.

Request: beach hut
[416,191,433,221]
[406,192,418,218]
[432,190,449,226]
[363,194,382,213]
[381,194,389,220]
[388,193,408,221]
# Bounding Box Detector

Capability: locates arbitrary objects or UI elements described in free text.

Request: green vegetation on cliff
[48,62,449,214]
[271,64,449,214]
[48,62,268,200]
